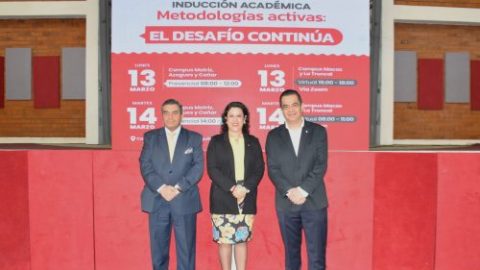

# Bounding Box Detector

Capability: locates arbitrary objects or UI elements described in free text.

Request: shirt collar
[285,118,305,131]
[165,125,181,136]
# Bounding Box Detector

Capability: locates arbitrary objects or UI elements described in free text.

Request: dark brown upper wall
[395,23,480,60]
[394,23,480,139]
[0,19,86,137]
[0,19,85,57]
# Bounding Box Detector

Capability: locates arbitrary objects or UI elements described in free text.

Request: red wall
[0,152,30,270]
[373,153,437,270]
[436,154,480,270]
[1,150,479,270]
[28,151,94,270]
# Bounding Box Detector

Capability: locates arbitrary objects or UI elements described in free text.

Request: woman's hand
[232,185,248,201]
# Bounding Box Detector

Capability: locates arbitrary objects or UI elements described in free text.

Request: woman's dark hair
[221,101,250,134]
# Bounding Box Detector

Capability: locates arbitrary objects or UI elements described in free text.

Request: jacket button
[169,170,173,174]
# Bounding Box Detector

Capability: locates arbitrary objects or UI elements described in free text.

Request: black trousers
[277,208,328,270]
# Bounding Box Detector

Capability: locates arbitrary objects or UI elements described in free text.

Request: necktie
[167,132,176,162]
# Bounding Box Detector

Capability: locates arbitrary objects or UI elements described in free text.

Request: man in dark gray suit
[139,99,203,270]
[266,89,328,270]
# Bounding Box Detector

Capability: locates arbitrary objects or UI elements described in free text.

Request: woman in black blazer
[207,101,265,270]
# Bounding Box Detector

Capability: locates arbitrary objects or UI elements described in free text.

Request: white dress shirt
[285,119,309,197]
[165,125,181,159]
[157,126,181,193]
[285,119,305,156]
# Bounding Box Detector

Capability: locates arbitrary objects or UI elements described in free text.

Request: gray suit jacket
[266,121,328,211]
[139,127,203,214]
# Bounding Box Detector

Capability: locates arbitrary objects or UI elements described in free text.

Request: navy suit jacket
[266,121,328,211]
[139,127,204,215]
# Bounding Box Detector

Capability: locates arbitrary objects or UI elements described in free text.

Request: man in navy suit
[266,89,328,270]
[139,99,204,270]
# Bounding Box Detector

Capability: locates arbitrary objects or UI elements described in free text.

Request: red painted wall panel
[28,151,94,270]
[418,59,444,110]
[92,151,151,270]
[33,56,60,108]
[326,152,375,270]
[0,57,4,108]
[373,153,437,270]
[1,150,478,270]
[471,60,480,110]
[436,154,480,270]
[0,151,30,270]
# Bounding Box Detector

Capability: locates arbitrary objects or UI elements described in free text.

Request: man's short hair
[279,89,303,105]
[162,99,183,113]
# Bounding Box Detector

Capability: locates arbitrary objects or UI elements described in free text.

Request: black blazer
[207,133,265,214]
[266,121,328,211]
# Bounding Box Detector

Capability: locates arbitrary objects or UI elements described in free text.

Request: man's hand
[159,185,180,201]
[287,187,307,205]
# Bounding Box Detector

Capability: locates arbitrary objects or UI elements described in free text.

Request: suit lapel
[223,134,235,178]
[157,128,170,161]
[298,122,313,158]
[172,128,187,164]
[243,135,252,175]
[279,125,297,158]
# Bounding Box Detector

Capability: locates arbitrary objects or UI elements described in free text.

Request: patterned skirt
[211,214,255,244]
